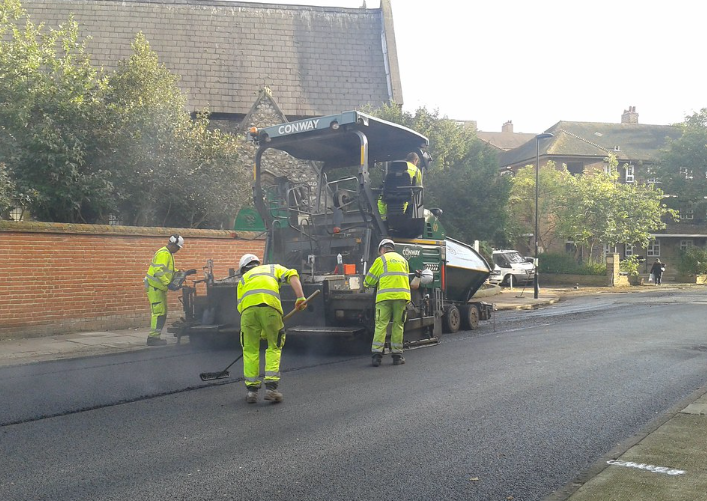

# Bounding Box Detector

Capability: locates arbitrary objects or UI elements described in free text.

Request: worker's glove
[295,297,308,311]
[414,269,422,278]
[185,269,197,275]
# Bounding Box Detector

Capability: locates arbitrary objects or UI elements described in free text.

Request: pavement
[1,283,706,500]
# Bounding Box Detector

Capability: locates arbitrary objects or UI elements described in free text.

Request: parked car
[489,250,535,285]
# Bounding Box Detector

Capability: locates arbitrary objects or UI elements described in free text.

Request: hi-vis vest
[364,251,411,303]
[145,246,176,291]
[407,162,422,186]
[237,264,299,314]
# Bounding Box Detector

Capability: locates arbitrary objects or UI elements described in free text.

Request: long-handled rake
[199,290,321,381]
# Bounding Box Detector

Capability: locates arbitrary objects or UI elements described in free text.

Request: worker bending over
[364,238,413,366]
[237,254,307,404]
[144,234,183,346]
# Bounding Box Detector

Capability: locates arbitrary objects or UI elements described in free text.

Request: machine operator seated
[377,152,422,221]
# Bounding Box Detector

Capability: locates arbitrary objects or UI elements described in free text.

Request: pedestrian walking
[364,238,415,367]
[237,254,306,404]
[144,235,184,346]
[650,259,666,285]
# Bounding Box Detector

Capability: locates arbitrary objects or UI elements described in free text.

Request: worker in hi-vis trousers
[237,254,307,404]
[144,234,183,346]
[364,238,417,367]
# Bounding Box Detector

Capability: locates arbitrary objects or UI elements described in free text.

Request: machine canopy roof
[257,111,429,168]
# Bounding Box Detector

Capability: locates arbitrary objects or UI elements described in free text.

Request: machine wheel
[442,304,461,333]
[460,304,480,330]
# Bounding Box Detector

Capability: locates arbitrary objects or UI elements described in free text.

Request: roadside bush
[677,247,707,275]
[620,255,640,277]
[538,252,606,275]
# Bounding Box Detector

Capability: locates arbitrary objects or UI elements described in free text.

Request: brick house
[497,107,702,281]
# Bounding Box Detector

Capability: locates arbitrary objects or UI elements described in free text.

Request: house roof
[651,223,707,237]
[21,0,402,117]
[476,131,537,151]
[499,121,682,168]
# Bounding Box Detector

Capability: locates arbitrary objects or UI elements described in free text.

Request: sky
[236,0,705,133]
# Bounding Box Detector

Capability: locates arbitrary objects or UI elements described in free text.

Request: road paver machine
[173,111,492,348]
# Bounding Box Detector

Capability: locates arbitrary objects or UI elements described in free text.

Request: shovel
[199,290,321,381]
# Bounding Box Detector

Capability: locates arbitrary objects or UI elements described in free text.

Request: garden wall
[0,221,264,340]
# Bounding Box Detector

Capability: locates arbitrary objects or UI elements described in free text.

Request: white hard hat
[378,238,395,251]
[420,268,434,285]
[169,234,184,248]
[239,253,260,270]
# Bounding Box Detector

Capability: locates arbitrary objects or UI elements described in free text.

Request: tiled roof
[500,121,682,168]
[21,0,400,117]
[476,131,537,151]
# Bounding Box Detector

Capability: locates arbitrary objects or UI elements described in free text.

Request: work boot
[392,355,405,365]
[246,390,258,404]
[146,337,167,346]
[371,354,382,367]
[264,388,284,403]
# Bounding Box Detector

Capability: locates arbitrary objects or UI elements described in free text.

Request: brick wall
[0,222,264,340]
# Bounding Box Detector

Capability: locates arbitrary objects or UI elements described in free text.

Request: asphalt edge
[542,381,707,501]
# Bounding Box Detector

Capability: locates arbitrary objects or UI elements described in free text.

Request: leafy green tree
[507,161,573,252]
[366,104,511,245]
[103,34,245,228]
[560,155,674,262]
[508,154,674,263]
[0,162,15,215]
[655,109,707,220]
[0,0,113,222]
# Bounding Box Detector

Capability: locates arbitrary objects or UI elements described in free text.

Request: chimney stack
[502,120,514,133]
[621,106,638,124]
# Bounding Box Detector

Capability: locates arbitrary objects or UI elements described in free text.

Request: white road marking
[607,459,685,476]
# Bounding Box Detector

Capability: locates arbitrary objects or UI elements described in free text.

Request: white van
[488,250,535,285]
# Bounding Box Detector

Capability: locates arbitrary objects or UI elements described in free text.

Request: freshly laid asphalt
[2,284,706,501]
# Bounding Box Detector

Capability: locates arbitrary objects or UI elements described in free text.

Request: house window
[646,166,660,184]
[565,240,576,253]
[108,214,122,226]
[566,162,583,176]
[680,240,694,251]
[647,239,660,257]
[680,167,693,180]
[625,164,635,183]
[9,207,24,221]
[625,244,635,257]
[680,207,694,221]
[603,244,616,256]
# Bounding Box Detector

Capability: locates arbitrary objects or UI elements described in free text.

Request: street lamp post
[534,133,554,299]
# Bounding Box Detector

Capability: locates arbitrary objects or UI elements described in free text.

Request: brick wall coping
[0,221,264,240]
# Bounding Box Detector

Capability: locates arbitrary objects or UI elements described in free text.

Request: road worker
[364,238,414,366]
[237,254,307,404]
[377,152,422,220]
[144,234,183,346]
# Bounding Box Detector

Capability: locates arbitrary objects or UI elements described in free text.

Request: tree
[0,2,247,228]
[0,0,113,222]
[655,109,707,220]
[0,163,15,215]
[102,33,247,228]
[559,155,674,262]
[507,155,674,263]
[366,104,511,245]
[507,161,573,253]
